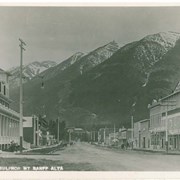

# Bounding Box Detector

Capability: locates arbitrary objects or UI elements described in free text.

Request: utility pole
[93,131,95,142]
[103,128,106,145]
[33,115,39,146]
[131,101,136,150]
[57,117,60,143]
[33,115,36,146]
[69,130,72,144]
[131,115,134,149]
[91,131,93,142]
[36,116,39,146]
[165,110,168,153]
[19,38,26,153]
[114,124,116,142]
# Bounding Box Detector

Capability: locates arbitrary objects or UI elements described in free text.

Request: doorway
[143,137,146,148]
[162,138,164,149]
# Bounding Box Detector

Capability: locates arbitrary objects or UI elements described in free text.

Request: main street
[2,142,180,171]
[53,142,180,171]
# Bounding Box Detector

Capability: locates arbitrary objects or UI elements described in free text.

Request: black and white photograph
[1,4,180,178]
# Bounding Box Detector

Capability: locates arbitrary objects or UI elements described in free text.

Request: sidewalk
[133,148,180,155]
[0,150,15,156]
[92,142,180,155]
[0,142,63,156]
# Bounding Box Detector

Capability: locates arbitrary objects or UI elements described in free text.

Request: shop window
[4,85,6,95]
[170,137,173,145]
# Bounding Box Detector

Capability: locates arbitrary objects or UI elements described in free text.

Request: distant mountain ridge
[9,60,57,88]
[40,52,84,80]
[68,31,180,127]
[9,32,180,129]
[78,41,119,74]
[118,31,180,74]
[9,41,119,123]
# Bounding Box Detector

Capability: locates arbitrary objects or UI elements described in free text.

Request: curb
[14,143,63,155]
[132,148,180,155]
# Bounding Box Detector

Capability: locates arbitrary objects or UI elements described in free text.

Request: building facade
[98,128,117,145]
[149,84,180,151]
[0,69,20,150]
[139,119,150,149]
[23,115,39,147]
[118,128,132,148]
[134,121,141,149]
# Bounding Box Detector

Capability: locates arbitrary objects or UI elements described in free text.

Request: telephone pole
[131,115,134,149]
[57,117,60,143]
[103,128,106,145]
[114,124,116,141]
[19,38,26,153]
[131,101,136,150]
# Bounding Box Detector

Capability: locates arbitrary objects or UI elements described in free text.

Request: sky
[1,6,180,70]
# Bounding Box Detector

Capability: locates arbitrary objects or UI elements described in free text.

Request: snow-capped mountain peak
[69,52,84,65]
[9,60,57,88]
[39,52,84,80]
[79,41,119,73]
[127,31,180,75]
[142,31,180,50]
[23,61,57,79]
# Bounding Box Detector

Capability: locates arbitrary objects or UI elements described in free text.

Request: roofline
[0,93,13,103]
[0,70,12,76]
[0,103,20,120]
[160,90,180,101]
[149,90,180,109]
[139,119,150,123]
[120,128,132,132]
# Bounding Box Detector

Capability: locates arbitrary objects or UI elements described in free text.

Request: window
[151,134,155,145]
[1,115,4,136]
[170,137,173,145]
[0,115,1,136]
[4,85,6,95]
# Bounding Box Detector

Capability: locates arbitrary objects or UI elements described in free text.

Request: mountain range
[9,31,180,129]
[9,61,57,88]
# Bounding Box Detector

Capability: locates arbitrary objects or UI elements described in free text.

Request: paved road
[2,142,180,170]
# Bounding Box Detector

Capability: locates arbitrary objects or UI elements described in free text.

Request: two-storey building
[118,128,132,148]
[134,121,140,148]
[0,68,20,150]
[149,83,180,151]
[134,119,150,149]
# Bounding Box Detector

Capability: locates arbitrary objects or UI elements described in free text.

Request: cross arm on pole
[19,38,26,46]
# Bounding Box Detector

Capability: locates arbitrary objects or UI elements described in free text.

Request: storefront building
[23,115,39,147]
[139,119,150,149]
[149,83,180,151]
[118,128,132,148]
[134,121,140,149]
